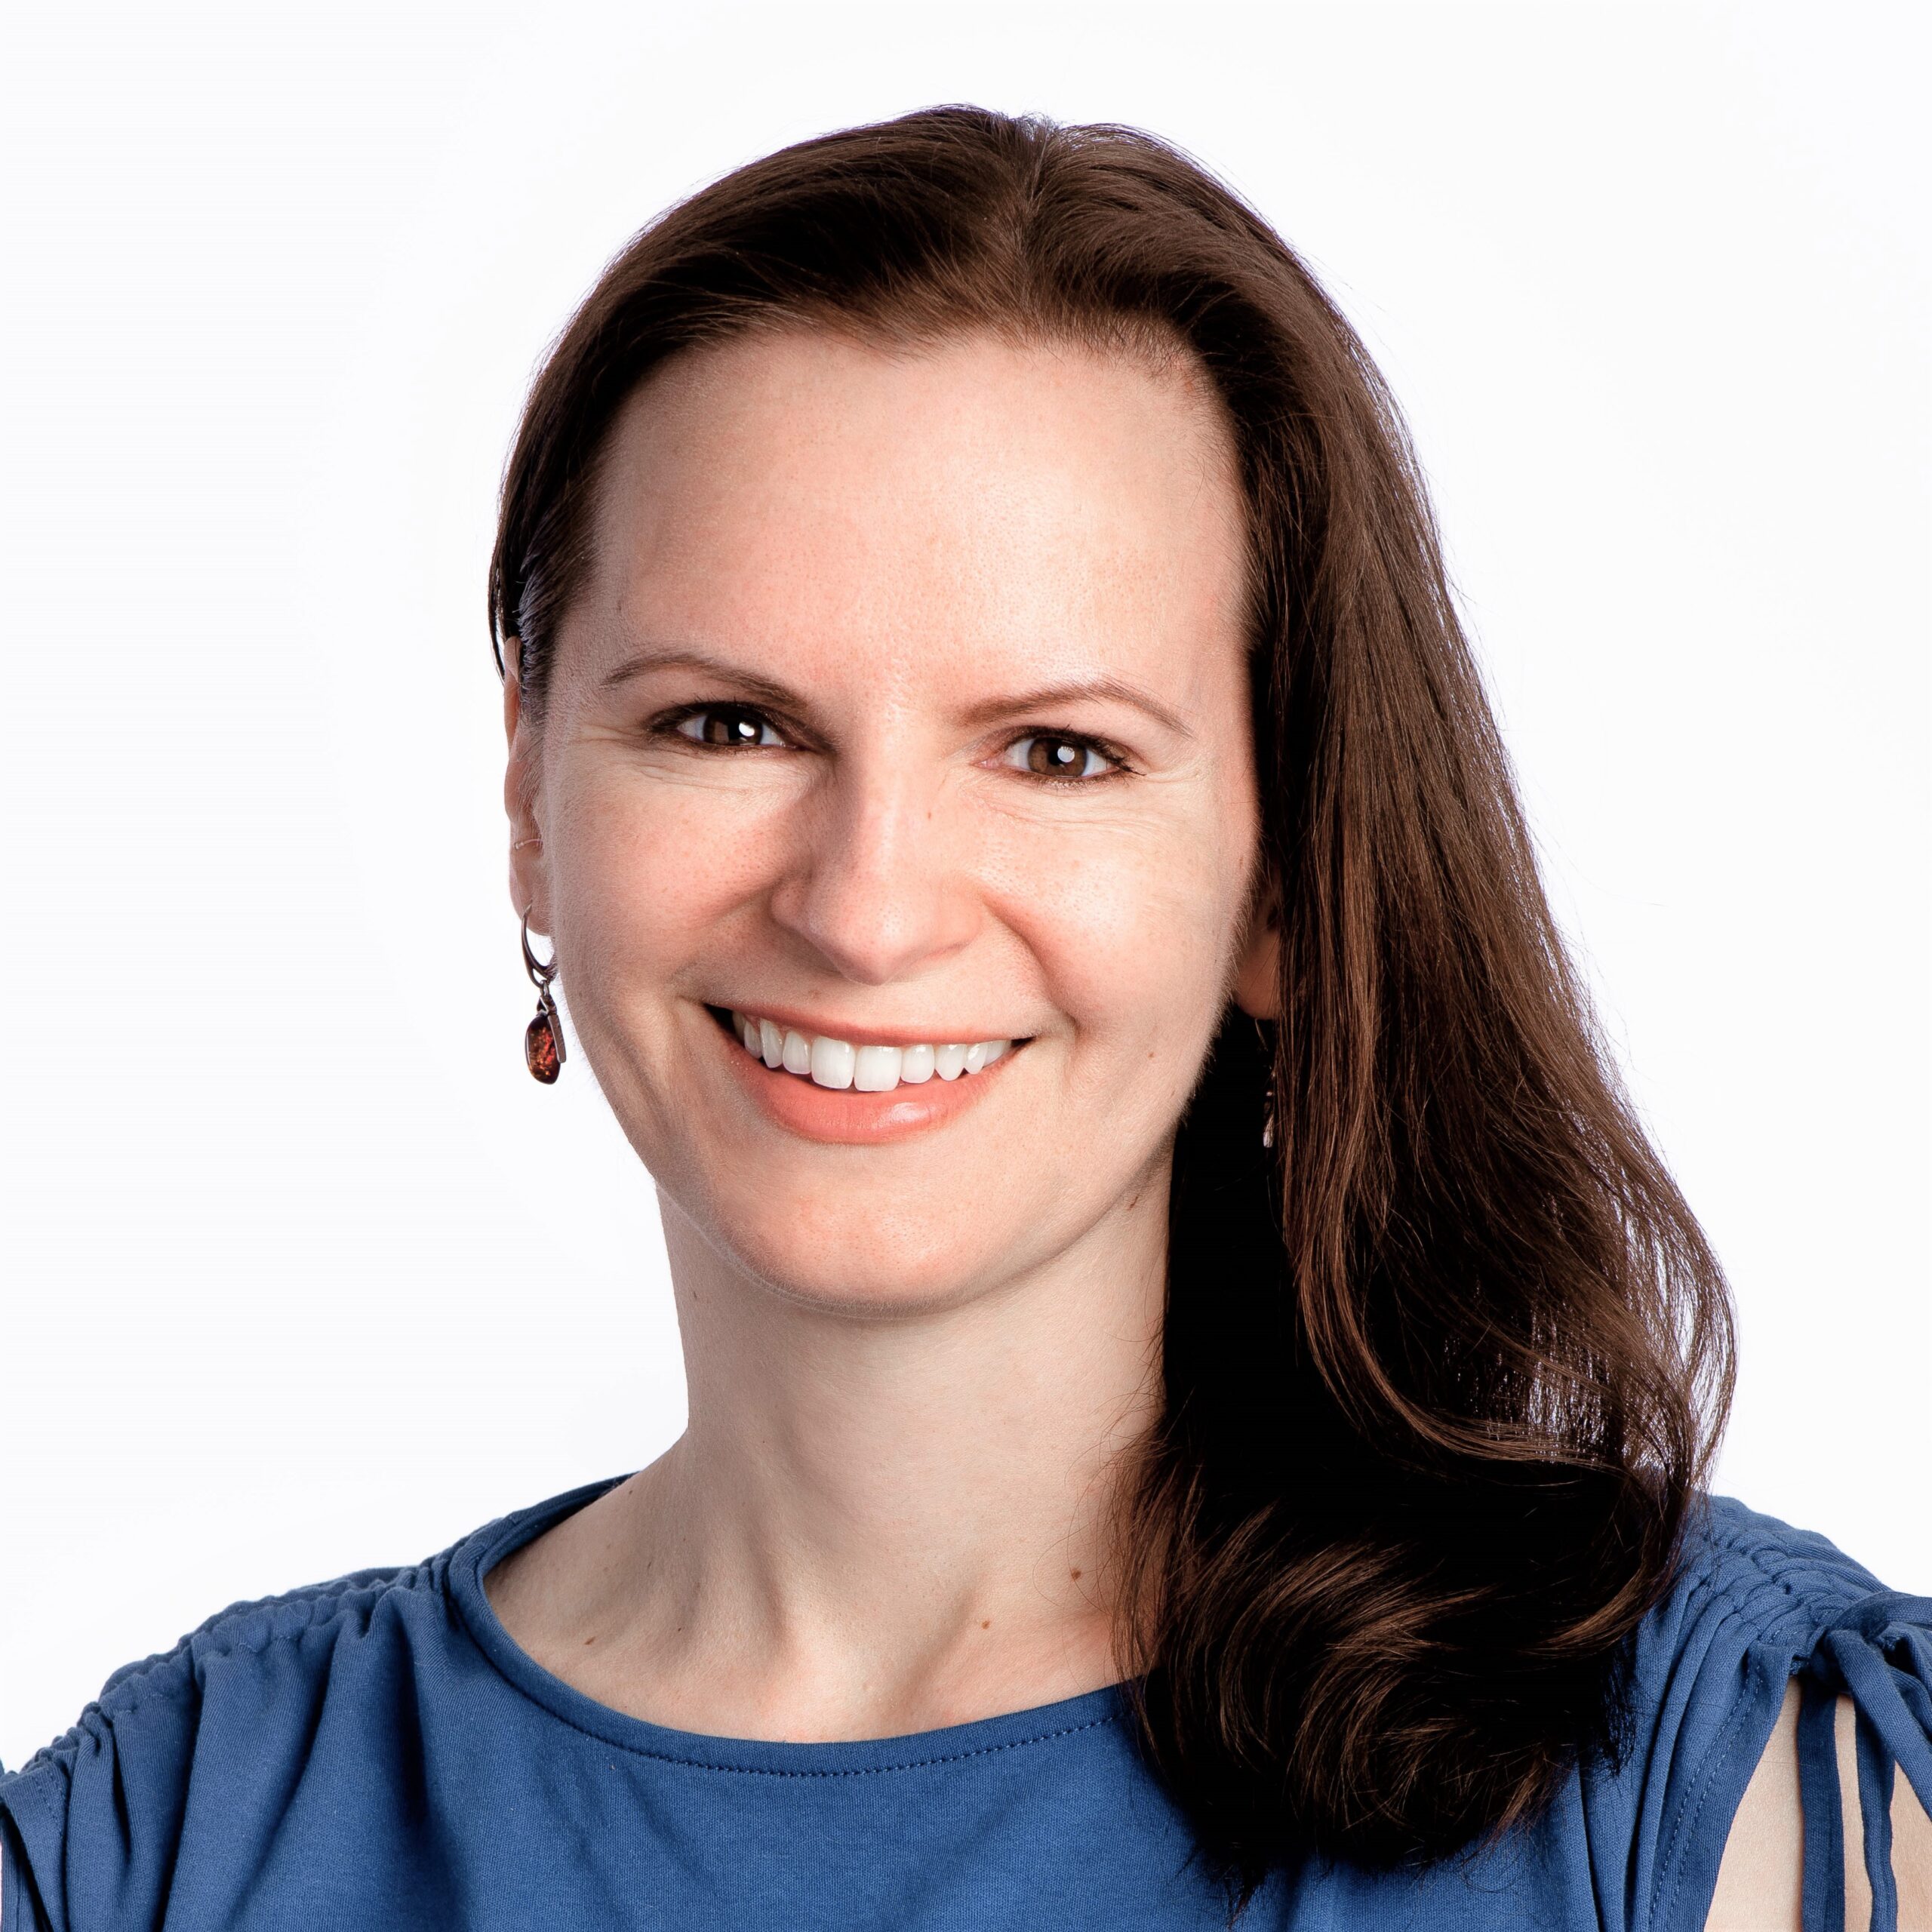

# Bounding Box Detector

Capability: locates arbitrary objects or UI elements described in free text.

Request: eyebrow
[599,646,801,712]
[958,675,1193,740]
[600,645,1194,740]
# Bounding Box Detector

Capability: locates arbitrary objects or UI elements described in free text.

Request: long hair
[489,106,1734,1905]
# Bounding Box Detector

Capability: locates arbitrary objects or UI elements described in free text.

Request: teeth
[853,1044,901,1091]
[728,1014,1012,1093]
[809,1035,855,1090]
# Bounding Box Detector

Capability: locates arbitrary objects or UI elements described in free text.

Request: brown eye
[1003,733,1115,780]
[675,706,784,748]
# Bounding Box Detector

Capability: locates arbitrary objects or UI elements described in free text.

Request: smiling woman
[2,106,1927,1932]
[504,328,1262,1298]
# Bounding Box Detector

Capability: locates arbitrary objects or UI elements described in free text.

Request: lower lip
[713,1018,1022,1146]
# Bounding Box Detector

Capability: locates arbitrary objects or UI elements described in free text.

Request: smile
[726,1011,1014,1091]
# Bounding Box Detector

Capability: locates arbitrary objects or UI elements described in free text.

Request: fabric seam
[1651,1653,1792,1930]
[476,1706,1122,1778]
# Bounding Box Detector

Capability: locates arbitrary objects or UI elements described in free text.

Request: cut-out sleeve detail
[1586,1500,1932,1932]
[1795,1590,1932,1932]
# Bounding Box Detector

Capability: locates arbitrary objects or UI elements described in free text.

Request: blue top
[3,1481,1927,1932]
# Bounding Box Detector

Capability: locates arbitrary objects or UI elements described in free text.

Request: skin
[482,328,1928,1915]
[1707,1682,1932,1927]
[492,329,1275,1738]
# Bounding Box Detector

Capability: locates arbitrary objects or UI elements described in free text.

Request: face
[506,328,1275,1313]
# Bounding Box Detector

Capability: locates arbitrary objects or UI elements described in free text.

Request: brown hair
[489,106,1734,1907]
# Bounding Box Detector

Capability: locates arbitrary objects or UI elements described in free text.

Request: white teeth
[729,1013,1012,1091]
[810,1035,856,1090]
[853,1044,902,1091]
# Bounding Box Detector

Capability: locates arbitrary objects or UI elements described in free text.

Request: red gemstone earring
[520,909,566,1084]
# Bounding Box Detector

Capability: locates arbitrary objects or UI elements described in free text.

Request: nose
[767,753,980,986]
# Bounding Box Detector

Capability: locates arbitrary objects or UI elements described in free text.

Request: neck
[492,1169,1170,1741]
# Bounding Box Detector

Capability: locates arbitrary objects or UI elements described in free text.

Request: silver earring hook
[520,907,559,989]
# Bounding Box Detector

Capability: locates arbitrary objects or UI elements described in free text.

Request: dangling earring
[520,909,566,1084]
[1253,1014,1276,1150]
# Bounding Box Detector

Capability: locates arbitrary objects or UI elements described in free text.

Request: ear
[503,651,551,932]
[1230,875,1281,1020]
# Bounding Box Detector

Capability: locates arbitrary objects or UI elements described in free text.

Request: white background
[2,2,1924,1771]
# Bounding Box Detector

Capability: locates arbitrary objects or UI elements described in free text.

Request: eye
[671,705,788,749]
[1000,733,1121,781]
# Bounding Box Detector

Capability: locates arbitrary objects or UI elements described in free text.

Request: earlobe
[506,820,548,935]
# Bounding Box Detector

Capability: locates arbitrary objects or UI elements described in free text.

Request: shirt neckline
[445,1474,1131,1776]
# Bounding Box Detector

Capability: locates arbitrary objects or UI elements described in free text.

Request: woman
[2,106,1926,1932]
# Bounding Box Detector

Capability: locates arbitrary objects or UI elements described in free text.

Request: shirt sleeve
[1793,1586,1932,1932]
[2,1804,53,1932]
[0,1561,426,1932]
[1582,1497,1932,1932]
[0,1675,200,1932]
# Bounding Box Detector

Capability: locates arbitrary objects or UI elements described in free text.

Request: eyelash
[662,703,789,750]
[653,704,1133,786]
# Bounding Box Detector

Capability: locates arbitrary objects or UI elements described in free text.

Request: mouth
[707,1005,1025,1092]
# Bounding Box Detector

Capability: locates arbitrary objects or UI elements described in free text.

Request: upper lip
[708,1002,1029,1048]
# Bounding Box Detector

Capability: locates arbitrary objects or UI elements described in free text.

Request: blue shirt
[3,1481,1927,1931]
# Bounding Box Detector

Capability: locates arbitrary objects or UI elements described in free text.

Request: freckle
[980,1620,991,1629]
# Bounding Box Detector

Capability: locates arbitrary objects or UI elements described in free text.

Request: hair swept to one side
[489,105,1734,1909]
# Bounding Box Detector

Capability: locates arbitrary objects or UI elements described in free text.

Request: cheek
[544,761,776,1013]
[986,802,1254,1069]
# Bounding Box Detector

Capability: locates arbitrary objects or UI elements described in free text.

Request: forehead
[572,327,1250,700]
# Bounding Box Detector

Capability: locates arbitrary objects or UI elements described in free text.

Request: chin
[725,1205,1020,1318]
[656,1165,1048,1319]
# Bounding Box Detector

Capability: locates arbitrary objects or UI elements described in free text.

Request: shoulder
[1587,1494,1932,1932]
[10,1546,451,1761]
[0,1483,611,1932]
[0,1549,462,1932]
[1620,1493,1928,1737]
[1647,1494,1905,1650]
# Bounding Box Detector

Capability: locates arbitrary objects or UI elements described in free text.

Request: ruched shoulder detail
[0,1557,447,1932]
[1598,1497,1932,1932]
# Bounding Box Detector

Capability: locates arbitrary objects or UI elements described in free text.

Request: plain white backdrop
[2,1,1924,1770]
